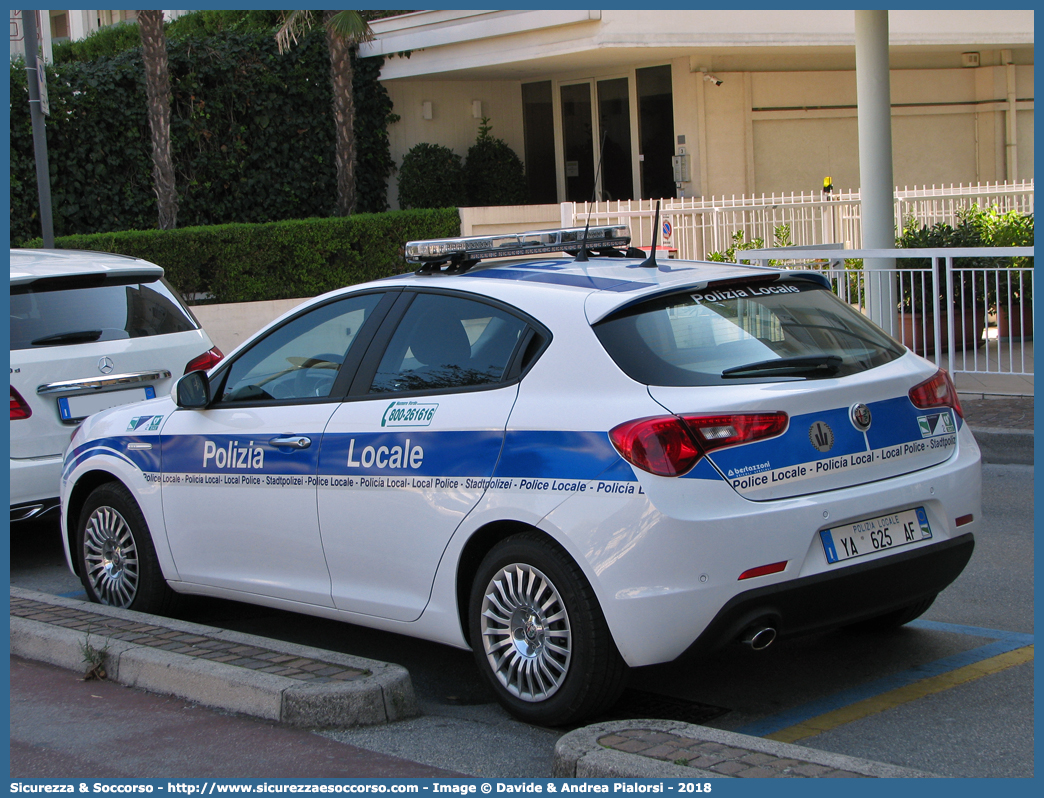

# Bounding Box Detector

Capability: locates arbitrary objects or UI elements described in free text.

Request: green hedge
[26,208,461,304]
[11,27,396,246]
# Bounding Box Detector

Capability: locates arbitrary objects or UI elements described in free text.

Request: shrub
[464,118,527,206]
[11,27,396,245]
[397,143,466,210]
[896,205,1033,311]
[24,208,461,304]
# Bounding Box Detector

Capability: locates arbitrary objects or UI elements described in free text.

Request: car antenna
[638,200,662,268]
[574,128,609,263]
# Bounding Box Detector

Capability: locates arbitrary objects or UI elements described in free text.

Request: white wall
[385,80,526,209]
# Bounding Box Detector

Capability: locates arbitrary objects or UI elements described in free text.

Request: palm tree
[277,11,374,217]
[138,9,177,229]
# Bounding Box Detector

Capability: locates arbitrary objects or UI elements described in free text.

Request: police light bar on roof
[405,226,631,264]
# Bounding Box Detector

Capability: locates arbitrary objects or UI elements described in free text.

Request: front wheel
[76,482,178,615]
[469,532,628,726]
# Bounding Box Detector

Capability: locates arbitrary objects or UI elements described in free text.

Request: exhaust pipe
[741,625,777,651]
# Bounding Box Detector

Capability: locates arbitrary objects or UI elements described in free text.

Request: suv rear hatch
[593,276,962,500]
[10,272,211,460]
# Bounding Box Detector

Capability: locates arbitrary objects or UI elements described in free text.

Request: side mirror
[174,371,211,409]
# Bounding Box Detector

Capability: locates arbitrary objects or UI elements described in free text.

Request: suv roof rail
[406,226,635,275]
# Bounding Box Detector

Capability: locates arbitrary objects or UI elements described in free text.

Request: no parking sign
[662,219,672,241]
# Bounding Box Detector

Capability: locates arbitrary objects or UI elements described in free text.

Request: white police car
[60,226,979,725]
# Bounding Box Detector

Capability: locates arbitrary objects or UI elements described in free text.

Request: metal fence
[741,247,1035,377]
[563,180,1034,261]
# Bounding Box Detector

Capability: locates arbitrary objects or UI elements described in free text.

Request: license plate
[58,386,156,421]
[820,507,932,564]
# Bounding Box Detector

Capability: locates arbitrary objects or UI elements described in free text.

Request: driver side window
[218,293,382,404]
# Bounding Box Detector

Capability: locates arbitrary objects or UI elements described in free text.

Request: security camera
[703,73,723,86]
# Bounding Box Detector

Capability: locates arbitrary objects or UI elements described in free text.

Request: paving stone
[710,761,749,776]
[642,744,684,759]
[736,767,778,778]
[617,740,654,754]
[739,752,779,766]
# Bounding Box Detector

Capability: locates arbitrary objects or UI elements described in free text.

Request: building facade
[9,9,188,61]
[364,9,1034,209]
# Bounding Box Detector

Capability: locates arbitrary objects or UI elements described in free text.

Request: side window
[369,293,528,395]
[218,293,382,403]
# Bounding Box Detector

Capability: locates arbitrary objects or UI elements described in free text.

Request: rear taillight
[609,416,702,477]
[10,387,32,420]
[610,412,788,477]
[184,346,224,375]
[909,369,963,419]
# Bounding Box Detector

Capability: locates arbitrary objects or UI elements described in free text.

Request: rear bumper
[680,532,975,659]
[10,454,63,510]
[11,498,61,523]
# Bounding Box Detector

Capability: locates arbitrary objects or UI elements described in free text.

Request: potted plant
[896,218,986,356]
[963,206,1034,340]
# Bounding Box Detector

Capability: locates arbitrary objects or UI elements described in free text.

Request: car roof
[381,255,793,323]
[9,248,164,287]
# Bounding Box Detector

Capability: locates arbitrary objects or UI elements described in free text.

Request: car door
[159,291,394,606]
[318,290,540,621]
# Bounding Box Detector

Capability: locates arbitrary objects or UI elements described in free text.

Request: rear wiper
[31,330,103,346]
[722,355,842,378]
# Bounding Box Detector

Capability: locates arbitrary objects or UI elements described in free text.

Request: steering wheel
[288,353,343,398]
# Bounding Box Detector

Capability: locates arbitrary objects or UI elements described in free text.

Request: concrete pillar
[67,9,92,42]
[39,10,53,63]
[855,10,898,335]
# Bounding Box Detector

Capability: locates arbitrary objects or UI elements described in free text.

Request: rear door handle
[271,435,312,449]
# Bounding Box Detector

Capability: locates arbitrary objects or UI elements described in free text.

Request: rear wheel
[77,482,177,615]
[469,532,628,726]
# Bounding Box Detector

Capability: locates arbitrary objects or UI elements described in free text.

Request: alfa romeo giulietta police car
[60,226,979,725]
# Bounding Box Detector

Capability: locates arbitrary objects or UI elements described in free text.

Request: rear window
[594,281,905,386]
[10,277,198,350]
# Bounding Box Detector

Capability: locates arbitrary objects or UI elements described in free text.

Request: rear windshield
[10,277,198,350]
[594,281,905,386]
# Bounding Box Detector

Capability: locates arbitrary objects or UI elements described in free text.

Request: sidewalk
[10,588,938,779]
[959,395,1034,465]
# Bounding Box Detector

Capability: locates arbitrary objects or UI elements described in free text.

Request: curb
[552,720,935,779]
[9,586,418,728]
[970,426,1034,465]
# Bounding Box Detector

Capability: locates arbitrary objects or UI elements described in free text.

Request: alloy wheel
[479,563,572,702]
[83,505,139,607]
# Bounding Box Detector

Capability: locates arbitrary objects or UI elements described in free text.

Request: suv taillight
[184,346,224,375]
[10,387,32,420]
[610,412,788,477]
[909,369,964,419]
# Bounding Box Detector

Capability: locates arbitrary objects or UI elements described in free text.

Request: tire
[76,482,178,615]
[468,532,628,726]
[850,593,937,632]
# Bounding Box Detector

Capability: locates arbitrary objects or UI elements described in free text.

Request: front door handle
[271,435,312,449]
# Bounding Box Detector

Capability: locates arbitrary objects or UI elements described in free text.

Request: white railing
[741,247,1035,377]
[562,180,1034,260]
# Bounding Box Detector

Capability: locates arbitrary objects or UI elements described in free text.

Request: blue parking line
[58,590,87,599]
[735,620,1034,738]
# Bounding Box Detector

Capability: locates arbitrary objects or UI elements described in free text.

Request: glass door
[636,65,676,200]
[560,82,595,202]
[596,77,633,201]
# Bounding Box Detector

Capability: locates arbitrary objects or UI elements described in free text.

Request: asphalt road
[9,464,1034,778]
